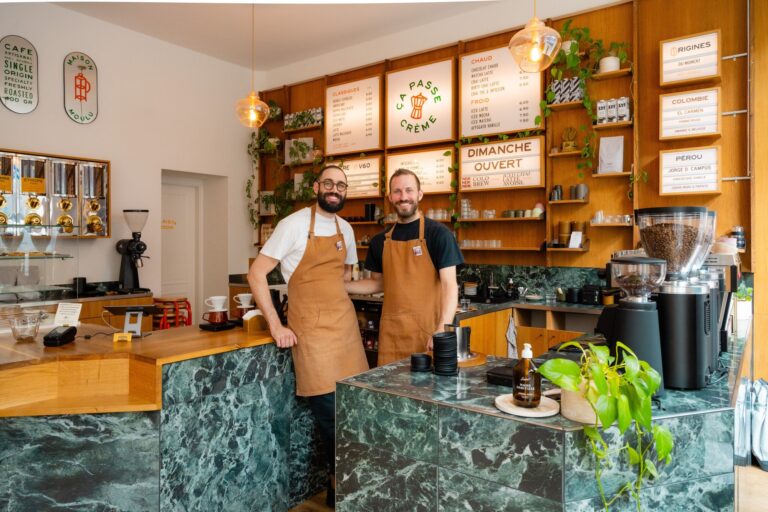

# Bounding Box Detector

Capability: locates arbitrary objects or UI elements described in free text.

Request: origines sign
[660,30,720,87]
[459,136,544,191]
[659,87,720,140]
[1,35,38,114]
[459,46,541,138]
[659,146,721,196]
[386,59,454,149]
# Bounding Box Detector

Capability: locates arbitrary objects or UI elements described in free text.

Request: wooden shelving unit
[589,222,633,227]
[548,100,583,111]
[282,125,322,135]
[591,172,631,178]
[547,241,591,252]
[593,120,633,130]
[347,221,380,225]
[460,246,542,252]
[591,68,632,81]
[549,150,582,158]
[457,217,544,223]
[548,198,589,205]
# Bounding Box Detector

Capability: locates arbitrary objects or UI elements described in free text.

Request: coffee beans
[639,223,698,274]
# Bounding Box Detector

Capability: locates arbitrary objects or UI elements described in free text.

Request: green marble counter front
[336,337,744,511]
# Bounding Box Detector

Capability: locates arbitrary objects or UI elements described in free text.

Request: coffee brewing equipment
[687,211,720,375]
[80,162,108,236]
[636,206,711,390]
[116,209,149,291]
[50,159,79,236]
[19,155,48,236]
[595,256,667,394]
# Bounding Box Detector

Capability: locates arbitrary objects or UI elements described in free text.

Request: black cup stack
[432,331,458,376]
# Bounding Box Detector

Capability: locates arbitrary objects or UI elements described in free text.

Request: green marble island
[336,337,745,511]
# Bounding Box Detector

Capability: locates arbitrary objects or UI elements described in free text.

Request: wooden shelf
[384,219,452,224]
[549,198,589,205]
[347,221,380,225]
[591,68,632,81]
[548,101,583,111]
[283,125,322,134]
[547,241,590,252]
[355,245,370,250]
[589,222,633,227]
[591,172,631,178]
[549,150,582,158]
[593,120,633,131]
[460,246,542,252]
[457,217,544,223]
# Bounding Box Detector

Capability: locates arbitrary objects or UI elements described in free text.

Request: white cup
[234,293,253,307]
[205,295,227,310]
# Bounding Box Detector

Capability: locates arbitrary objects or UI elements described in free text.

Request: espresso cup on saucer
[234,293,253,308]
[205,296,227,310]
[202,310,228,324]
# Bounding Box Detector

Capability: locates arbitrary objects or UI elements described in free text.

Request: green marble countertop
[341,335,745,432]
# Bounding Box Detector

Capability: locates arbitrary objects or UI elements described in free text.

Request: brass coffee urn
[19,155,48,236]
[50,159,79,236]
[79,162,108,237]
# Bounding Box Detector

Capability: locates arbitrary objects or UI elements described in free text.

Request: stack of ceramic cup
[432,331,458,376]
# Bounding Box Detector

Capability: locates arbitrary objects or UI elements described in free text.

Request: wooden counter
[0,324,273,418]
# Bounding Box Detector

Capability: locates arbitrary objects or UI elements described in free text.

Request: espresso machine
[595,256,667,394]
[19,155,48,236]
[636,207,711,390]
[116,209,149,291]
[50,159,79,236]
[80,162,109,236]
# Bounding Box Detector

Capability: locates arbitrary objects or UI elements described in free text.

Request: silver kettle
[445,324,472,361]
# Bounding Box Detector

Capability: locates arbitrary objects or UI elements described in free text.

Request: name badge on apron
[336,240,343,251]
[412,245,423,256]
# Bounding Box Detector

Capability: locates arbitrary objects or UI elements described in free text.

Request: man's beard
[394,200,418,219]
[318,191,345,213]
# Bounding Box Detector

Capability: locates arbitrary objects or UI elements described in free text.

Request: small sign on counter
[660,30,720,87]
[659,87,720,140]
[659,146,721,196]
[386,147,453,194]
[459,136,544,191]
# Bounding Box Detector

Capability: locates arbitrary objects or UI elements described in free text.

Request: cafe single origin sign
[659,87,720,140]
[1,35,38,114]
[64,52,98,124]
[386,59,454,148]
[386,147,453,195]
[327,156,382,198]
[660,30,720,86]
[459,136,544,191]
[659,146,720,196]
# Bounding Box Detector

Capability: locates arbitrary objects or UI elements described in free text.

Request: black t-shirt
[364,217,464,274]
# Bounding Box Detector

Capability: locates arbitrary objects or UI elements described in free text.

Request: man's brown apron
[287,207,369,396]
[378,213,442,365]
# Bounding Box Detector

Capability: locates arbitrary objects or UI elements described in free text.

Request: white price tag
[54,303,82,326]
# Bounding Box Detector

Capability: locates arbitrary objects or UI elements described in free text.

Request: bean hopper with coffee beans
[635,206,713,390]
[594,256,667,396]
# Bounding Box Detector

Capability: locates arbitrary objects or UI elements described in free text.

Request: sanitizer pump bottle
[513,343,541,408]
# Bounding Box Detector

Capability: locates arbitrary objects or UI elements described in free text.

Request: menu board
[386,59,454,149]
[459,46,541,137]
[659,87,720,140]
[386,148,453,194]
[459,136,544,191]
[325,76,382,156]
[660,30,720,87]
[327,156,381,198]
[659,146,721,196]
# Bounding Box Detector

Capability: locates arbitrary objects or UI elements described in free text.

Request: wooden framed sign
[1,35,38,114]
[660,30,721,87]
[459,136,544,191]
[386,59,455,149]
[459,46,541,138]
[659,146,721,196]
[327,155,382,198]
[659,87,720,140]
[325,76,382,156]
[386,147,453,195]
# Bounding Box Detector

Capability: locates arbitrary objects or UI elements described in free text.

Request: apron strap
[418,213,425,240]
[333,214,342,237]
[309,206,316,238]
[385,223,394,240]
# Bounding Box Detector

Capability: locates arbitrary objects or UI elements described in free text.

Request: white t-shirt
[261,207,357,283]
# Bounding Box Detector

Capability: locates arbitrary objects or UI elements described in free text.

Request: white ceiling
[59,1,495,70]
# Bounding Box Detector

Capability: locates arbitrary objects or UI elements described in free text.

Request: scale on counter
[103,305,162,337]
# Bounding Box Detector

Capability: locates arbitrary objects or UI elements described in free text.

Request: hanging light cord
[250,4,255,92]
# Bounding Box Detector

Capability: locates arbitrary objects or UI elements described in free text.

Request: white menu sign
[660,87,720,140]
[459,137,544,191]
[386,148,453,194]
[1,35,38,114]
[661,30,720,86]
[660,146,720,195]
[325,76,381,155]
[328,156,381,198]
[459,46,541,137]
[386,59,454,148]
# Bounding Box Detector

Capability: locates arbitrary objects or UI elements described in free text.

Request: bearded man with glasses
[248,165,368,507]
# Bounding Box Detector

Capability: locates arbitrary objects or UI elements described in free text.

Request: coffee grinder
[636,207,711,390]
[116,209,149,291]
[50,159,79,236]
[687,211,720,375]
[595,256,667,394]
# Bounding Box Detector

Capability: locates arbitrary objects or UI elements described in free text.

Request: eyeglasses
[318,179,348,192]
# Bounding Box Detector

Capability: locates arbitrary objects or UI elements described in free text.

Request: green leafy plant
[267,99,282,121]
[628,168,649,200]
[539,342,674,511]
[735,282,753,301]
[590,40,629,65]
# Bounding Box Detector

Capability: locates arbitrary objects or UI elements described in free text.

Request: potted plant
[538,342,674,511]
[590,40,629,74]
[734,282,753,338]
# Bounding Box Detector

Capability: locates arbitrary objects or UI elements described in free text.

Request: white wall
[264,0,620,88]
[0,3,261,293]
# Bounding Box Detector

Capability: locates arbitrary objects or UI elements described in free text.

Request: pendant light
[508,0,561,73]
[235,4,269,128]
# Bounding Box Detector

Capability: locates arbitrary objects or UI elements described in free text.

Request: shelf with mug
[548,100,583,112]
[460,246,543,252]
[384,219,452,224]
[457,217,544,223]
[591,172,631,178]
[548,149,582,158]
[348,221,380,225]
[591,68,632,81]
[589,221,633,227]
[592,120,633,131]
[548,198,589,205]
[546,240,590,252]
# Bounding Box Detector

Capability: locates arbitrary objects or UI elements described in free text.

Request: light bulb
[249,108,257,122]
[530,44,542,62]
